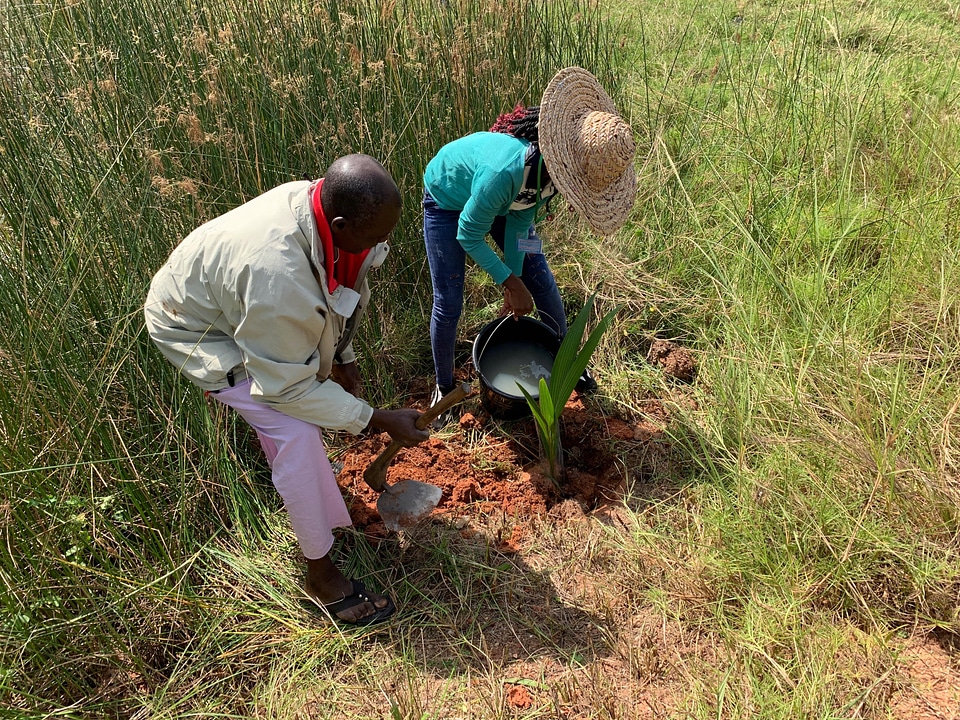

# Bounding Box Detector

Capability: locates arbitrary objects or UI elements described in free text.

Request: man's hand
[331,361,362,397]
[368,408,430,446]
[501,274,534,319]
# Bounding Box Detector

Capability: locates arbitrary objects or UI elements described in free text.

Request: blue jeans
[423,190,567,391]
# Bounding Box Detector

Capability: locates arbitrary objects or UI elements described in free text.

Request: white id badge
[517,231,542,254]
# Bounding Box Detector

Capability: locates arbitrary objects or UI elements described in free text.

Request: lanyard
[533,156,555,224]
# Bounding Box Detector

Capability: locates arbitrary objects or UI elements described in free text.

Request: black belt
[226,367,247,387]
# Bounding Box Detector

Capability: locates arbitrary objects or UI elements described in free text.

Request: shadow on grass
[302,519,614,673]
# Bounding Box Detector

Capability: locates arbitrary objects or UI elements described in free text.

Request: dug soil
[336,388,674,541]
[335,338,695,535]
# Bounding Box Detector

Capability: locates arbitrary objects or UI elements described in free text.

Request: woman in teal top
[422,68,638,414]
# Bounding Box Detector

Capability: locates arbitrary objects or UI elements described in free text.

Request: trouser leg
[424,191,466,392]
[489,218,568,337]
[210,379,352,559]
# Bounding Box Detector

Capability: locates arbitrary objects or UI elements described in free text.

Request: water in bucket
[479,341,555,397]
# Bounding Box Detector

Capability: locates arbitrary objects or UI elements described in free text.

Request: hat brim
[539,67,636,236]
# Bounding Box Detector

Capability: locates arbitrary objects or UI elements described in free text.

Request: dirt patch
[505,683,534,710]
[647,339,696,383]
[335,388,672,537]
[319,368,960,719]
[889,635,960,720]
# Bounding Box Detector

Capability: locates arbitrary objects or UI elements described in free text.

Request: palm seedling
[518,292,617,484]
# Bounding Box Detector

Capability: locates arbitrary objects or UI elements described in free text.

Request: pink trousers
[210,379,352,559]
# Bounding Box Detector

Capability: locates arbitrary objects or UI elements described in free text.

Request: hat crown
[538,66,638,235]
[577,111,635,192]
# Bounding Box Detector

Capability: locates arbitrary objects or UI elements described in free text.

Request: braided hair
[490,104,540,142]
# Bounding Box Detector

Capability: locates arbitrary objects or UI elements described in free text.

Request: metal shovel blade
[362,383,472,531]
[376,480,444,532]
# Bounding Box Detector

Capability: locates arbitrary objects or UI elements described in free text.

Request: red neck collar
[311,179,370,292]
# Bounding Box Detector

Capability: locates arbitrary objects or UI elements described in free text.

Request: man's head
[321,154,402,254]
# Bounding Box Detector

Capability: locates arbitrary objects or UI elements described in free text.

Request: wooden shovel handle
[416,382,472,428]
[362,383,471,492]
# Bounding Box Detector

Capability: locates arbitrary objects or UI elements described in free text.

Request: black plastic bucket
[472,316,561,420]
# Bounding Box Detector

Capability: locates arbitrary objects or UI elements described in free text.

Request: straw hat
[538,67,636,235]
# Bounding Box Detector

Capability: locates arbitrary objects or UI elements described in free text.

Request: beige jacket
[144,181,389,434]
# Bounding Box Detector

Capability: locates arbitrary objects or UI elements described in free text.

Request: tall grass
[0,0,622,715]
[581,0,960,713]
[4,0,960,715]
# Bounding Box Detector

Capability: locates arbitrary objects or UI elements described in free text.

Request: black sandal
[319,580,396,627]
[576,367,598,394]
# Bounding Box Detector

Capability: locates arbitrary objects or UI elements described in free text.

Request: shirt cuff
[350,402,375,435]
[490,263,512,285]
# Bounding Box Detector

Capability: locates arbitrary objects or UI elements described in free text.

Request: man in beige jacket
[145,154,426,625]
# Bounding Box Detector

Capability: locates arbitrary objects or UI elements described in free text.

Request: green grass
[587,0,960,713]
[3,0,960,716]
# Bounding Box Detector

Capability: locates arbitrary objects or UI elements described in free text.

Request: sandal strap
[323,580,372,615]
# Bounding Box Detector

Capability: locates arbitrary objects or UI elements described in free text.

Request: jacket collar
[295,180,390,318]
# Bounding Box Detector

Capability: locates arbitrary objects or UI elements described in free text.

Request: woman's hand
[501,274,534,319]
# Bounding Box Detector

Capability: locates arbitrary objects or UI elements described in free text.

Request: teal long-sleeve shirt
[423,132,538,285]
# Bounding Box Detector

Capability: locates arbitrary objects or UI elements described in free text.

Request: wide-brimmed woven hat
[538,67,636,236]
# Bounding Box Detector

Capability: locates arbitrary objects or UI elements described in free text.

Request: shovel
[362,382,472,531]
